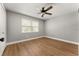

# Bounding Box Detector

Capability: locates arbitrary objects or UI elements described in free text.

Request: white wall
[7,11,45,43]
[45,12,78,42]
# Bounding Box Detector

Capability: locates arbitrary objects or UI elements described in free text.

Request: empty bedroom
[0,3,79,56]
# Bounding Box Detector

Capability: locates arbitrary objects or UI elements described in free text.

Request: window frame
[21,18,39,33]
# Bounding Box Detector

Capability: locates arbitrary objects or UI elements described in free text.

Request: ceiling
[4,3,79,20]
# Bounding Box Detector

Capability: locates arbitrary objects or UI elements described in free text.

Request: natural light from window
[22,18,39,33]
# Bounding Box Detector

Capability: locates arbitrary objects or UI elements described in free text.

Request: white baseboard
[7,36,79,46]
[7,36,45,46]
[45,36,79,45]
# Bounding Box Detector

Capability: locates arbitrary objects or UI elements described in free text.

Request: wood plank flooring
[3,37,78,56]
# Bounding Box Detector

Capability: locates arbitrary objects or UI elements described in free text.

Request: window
[22,18,39,33]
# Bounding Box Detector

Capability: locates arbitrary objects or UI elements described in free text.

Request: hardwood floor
[3,37,78,56]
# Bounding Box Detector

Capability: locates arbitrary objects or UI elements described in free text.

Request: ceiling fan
[39,6,53,17]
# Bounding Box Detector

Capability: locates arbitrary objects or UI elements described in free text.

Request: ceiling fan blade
[45,6,53,11]
[45,12,52,15]
[41,14,45,17]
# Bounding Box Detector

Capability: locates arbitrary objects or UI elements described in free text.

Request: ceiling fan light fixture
[39,5,53,17]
